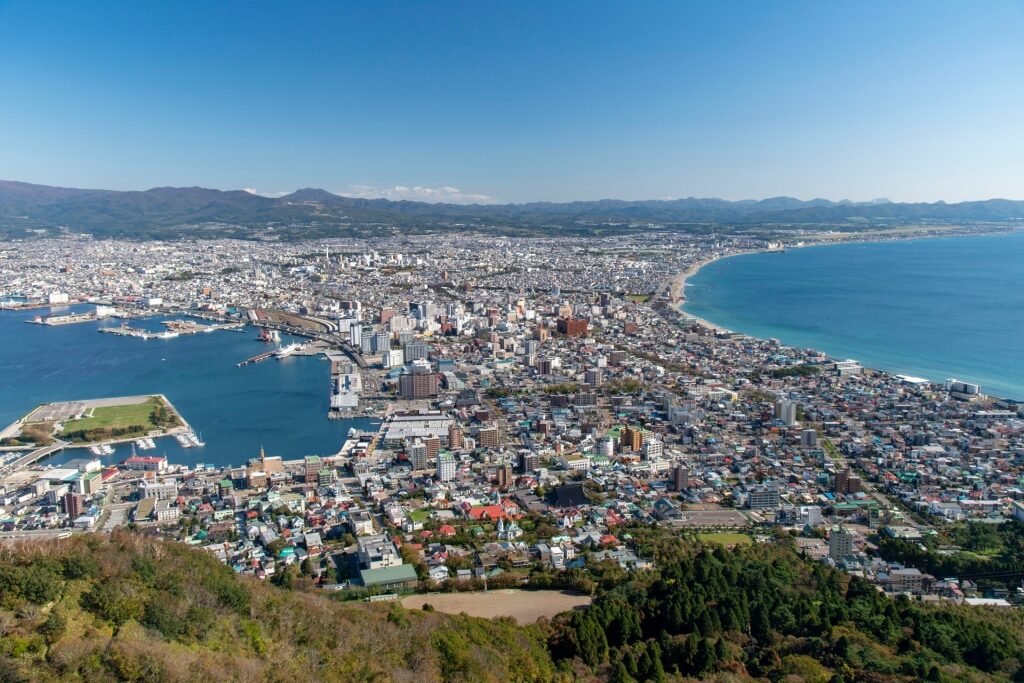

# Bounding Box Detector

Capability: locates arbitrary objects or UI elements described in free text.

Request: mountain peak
[282,188,339,202]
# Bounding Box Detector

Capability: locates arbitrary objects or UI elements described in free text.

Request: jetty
[238,350,275,366]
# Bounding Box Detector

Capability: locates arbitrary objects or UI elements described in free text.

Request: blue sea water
[683,232,1024,400]
[0,306,376,468]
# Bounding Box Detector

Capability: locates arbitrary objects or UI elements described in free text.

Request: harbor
[0,304,377,469]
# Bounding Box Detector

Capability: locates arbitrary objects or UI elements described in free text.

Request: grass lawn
[410,509,432,523]
[65,397,163,433]
[698,532,753,546]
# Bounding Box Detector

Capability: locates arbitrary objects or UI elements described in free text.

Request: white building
[436,452,456,482]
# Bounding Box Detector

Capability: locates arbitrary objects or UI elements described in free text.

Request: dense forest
[2,530,1022,682]
[547,528,1024,683]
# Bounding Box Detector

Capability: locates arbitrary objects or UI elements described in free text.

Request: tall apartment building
[671,465,689,492]
[478,425,500,449]
[747,486,781,509]
[399,359,439,398]
[303,455,322,483]
[408,440,428,470]
[775,399,797,426]
[834,468,862,494]
[641,438,663,460]
[403,341,430,363]
[436,452,456,482]
[448,425,464,450]
[620,426,643,453]
[496,463,512,489]
[828,525,854,561]
[63,491,83,518]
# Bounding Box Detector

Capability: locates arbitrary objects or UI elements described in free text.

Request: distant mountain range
[2,179,1023,239]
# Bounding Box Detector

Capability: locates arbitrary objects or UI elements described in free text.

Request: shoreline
[670,233,1024,402]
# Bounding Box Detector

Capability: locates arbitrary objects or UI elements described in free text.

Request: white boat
[101,444,114,455]
[274,342,302,359]
[174,433,194,448]
[89,445,103,456]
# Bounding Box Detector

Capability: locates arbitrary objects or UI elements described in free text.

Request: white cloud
[344,184,498,204]
[243,188,289,198]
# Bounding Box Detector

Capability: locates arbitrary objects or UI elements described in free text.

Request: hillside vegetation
[2,530,1022,682]
[0,533,557,683]
[548,529,1024,682]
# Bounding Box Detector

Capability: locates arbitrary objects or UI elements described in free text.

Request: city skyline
[2,1,1024,203]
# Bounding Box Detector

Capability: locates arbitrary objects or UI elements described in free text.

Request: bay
[683,232,1024,400]
[0,305,376,468]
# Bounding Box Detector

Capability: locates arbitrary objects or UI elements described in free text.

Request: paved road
[0,440,66,475]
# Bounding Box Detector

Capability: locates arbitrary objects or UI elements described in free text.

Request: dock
[238,351,275,366]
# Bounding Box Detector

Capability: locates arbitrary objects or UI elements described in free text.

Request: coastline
[671,232,1024,401]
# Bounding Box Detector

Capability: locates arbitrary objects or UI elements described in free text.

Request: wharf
[28,312,98,326]
[238,351,275,366]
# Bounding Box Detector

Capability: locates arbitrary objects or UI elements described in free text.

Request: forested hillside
[0,533,556,682]
[548,529,1024,683]
[2,530,1021,682]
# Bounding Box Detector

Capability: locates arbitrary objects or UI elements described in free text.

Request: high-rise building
[403,341,430,363]
[800,429,818,447]
[63,491,83,518]
[478,426,500,449]
[828,525,854,561]
[620,426,643,453]
[775,399,797,426]
[360,328,375,354]
[424,436,441,459]
[834,468,862,494]
[348,322,362,349]
[495,463,512,489]
[641,438,663,461]
[448,425,464,450]
[399,359,439,398]
[436,452,456,482]
[671,465,689,492]
[585,368,603,387]
[371,331,391,355]
[304,455,322,483]
[408,440,428,470]
[557,317,589,337]
[747,486,781,509]
[519,451,540,473]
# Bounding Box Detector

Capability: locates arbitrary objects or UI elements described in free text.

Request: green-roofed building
[359,564,418,589]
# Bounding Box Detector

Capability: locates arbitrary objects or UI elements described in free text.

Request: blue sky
[1,1,1023,203]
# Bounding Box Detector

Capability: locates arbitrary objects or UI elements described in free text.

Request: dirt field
[401,589,591,625]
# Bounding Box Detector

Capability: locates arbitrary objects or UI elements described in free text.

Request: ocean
[0,305,377,469]
[683,231,1024,400]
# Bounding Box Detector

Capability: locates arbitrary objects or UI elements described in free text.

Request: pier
[238,350,275,366]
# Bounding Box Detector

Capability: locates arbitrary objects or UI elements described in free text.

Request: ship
[257,327,281,343]
[274,342,302,359]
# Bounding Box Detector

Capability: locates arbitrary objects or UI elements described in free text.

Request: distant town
[1,230,1022,607]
